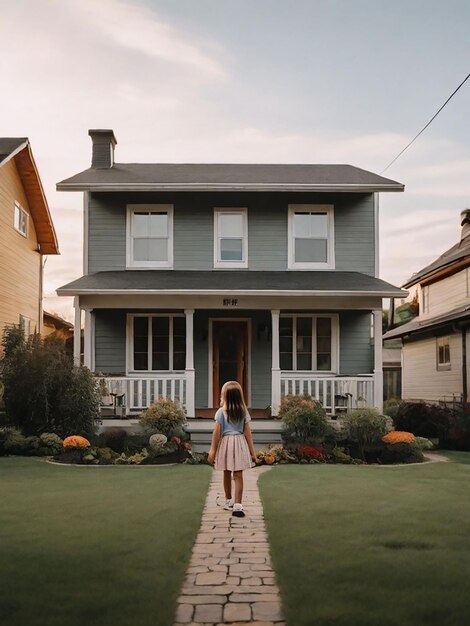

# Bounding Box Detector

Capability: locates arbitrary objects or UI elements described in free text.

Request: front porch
[98,372,376,418]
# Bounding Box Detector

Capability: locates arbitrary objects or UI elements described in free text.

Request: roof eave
[57,287,406,297]
[56,182,405,193]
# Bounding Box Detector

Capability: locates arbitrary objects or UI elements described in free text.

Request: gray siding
[94,309,126,373]
[339,311,374,374]
[88,192,375,275]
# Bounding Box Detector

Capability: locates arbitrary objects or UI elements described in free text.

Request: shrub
[296,444,330,462]
[279,394,328,443]
[382,431,415,444]
[39,432,63,455]
[339,408,392,461]
[149,433,168,451]
[139,397,186,438]
[98,428,129,453]
[63,435,90,449]
[414,436,434,450]
[383,398,401,421]
[393,401,450,440]
[1,326,100,438]
[380,442,424,464]
[443,405,470,450]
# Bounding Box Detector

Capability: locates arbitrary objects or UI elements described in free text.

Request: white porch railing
[99,375,187,413]
[280,373,375,416]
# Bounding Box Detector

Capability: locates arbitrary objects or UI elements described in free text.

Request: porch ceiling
[57,270,404,297]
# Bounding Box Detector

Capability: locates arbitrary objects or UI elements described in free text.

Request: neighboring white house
[384,209,470,404]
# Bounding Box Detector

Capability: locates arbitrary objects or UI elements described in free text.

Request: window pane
[173,317,186,335]
[149,213,168,237]
[219,213,243,237]
[133,212,149,237]
[317,354,331,370]
[309,213,328,238]
[133,317,148,370]
[173,352,185,370]
[280,337,292,352]
[317,318,332,371]
[293,213,311,237]
[280,318,293,335]
[134,238,150,261]
[280,353,293,370]
[297,354,312,370]
[297,317,312,337]
[152,318,169,370]
[148,238,168,262]
[296,336,312,353]
[295,238,327,263]
[317,317,332,337]
[220,238,243,261]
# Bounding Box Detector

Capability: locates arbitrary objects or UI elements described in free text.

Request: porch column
[83,308,94,370]
[373,309,383,411]
[185,309,195,417]
[271,310,281,416]
[73,296,81,366]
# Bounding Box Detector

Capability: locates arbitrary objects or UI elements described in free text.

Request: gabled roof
[0,138,59,255]
[57,163,404,193]
[383,303,470,340]
[403,235,470,288]
[57,270,405,297]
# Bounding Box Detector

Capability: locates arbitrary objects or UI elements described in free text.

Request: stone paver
[173,467,284,625]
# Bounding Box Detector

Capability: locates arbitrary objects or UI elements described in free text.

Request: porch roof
[57,270,405,297]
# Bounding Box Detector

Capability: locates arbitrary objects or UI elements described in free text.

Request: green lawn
[259,454,470,626]
[0,458,212,626]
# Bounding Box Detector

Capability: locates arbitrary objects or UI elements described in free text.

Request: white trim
[184,309,195,416]
[58,182,405,193]
[279,313,339,373]
[84,309,92,369]
[73,297,81,366]
[83,192,89,275]
[213,207,248,269]
[208,317,252,407]
[126,204,173,269]
[271,310,281,415]
[14,201,29,237]
[374,193,379,277]
[126,312,185,374]
[287,204,335,270]
[373,309,383,410]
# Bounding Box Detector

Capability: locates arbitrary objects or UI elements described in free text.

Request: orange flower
[382,431,415,444]
[264,453,275,465]
[63,435,91,449]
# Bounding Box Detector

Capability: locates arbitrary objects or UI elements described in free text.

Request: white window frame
[213,207,248,269]
[288,204,335,270]
[126,313,185,374]
[436,335,451,371]
[279,313,339,373]
[126,204,173,269]
[14,201,28,237]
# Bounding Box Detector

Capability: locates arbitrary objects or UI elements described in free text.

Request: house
[56,129,404,420]
[0,138,59,345]
[383,210,470,405]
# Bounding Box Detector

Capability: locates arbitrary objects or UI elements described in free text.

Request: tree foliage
[1,326,100,437]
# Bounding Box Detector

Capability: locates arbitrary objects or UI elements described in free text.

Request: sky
[1,0,469,321]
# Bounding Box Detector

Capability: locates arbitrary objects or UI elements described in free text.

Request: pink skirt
[214,434,252,471]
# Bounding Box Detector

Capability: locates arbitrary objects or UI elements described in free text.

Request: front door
[212,321,249,407]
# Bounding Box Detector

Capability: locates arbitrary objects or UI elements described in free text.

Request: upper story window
[436,335,451,371]
[288,205,334,270]
[126,204,173,268]
[128,314,186,372]
[214,208,248,269]
[279,314,338,372]
[14,202,28,237]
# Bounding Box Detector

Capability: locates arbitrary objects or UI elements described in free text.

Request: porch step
[185,419,284,453]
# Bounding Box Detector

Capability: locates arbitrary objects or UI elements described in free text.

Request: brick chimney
[461,209,470,240]
[88,129,117,168]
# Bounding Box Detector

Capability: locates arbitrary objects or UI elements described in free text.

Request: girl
[208,381,257,517]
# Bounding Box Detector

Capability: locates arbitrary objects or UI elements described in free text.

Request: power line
[381,72,470,174]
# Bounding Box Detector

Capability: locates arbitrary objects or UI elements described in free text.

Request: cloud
[73,0,226,77]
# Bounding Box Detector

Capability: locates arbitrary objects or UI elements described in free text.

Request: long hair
[220,381,247,424]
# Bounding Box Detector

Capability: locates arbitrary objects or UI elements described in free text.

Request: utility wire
[381,72,470,174]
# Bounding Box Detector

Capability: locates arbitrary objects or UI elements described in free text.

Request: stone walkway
[173,467,285,626]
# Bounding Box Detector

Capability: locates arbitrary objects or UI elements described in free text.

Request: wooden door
[212,321,248,407]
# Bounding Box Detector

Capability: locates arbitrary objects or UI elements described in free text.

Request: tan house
[384,210,470,404]
[0,138,59,344]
